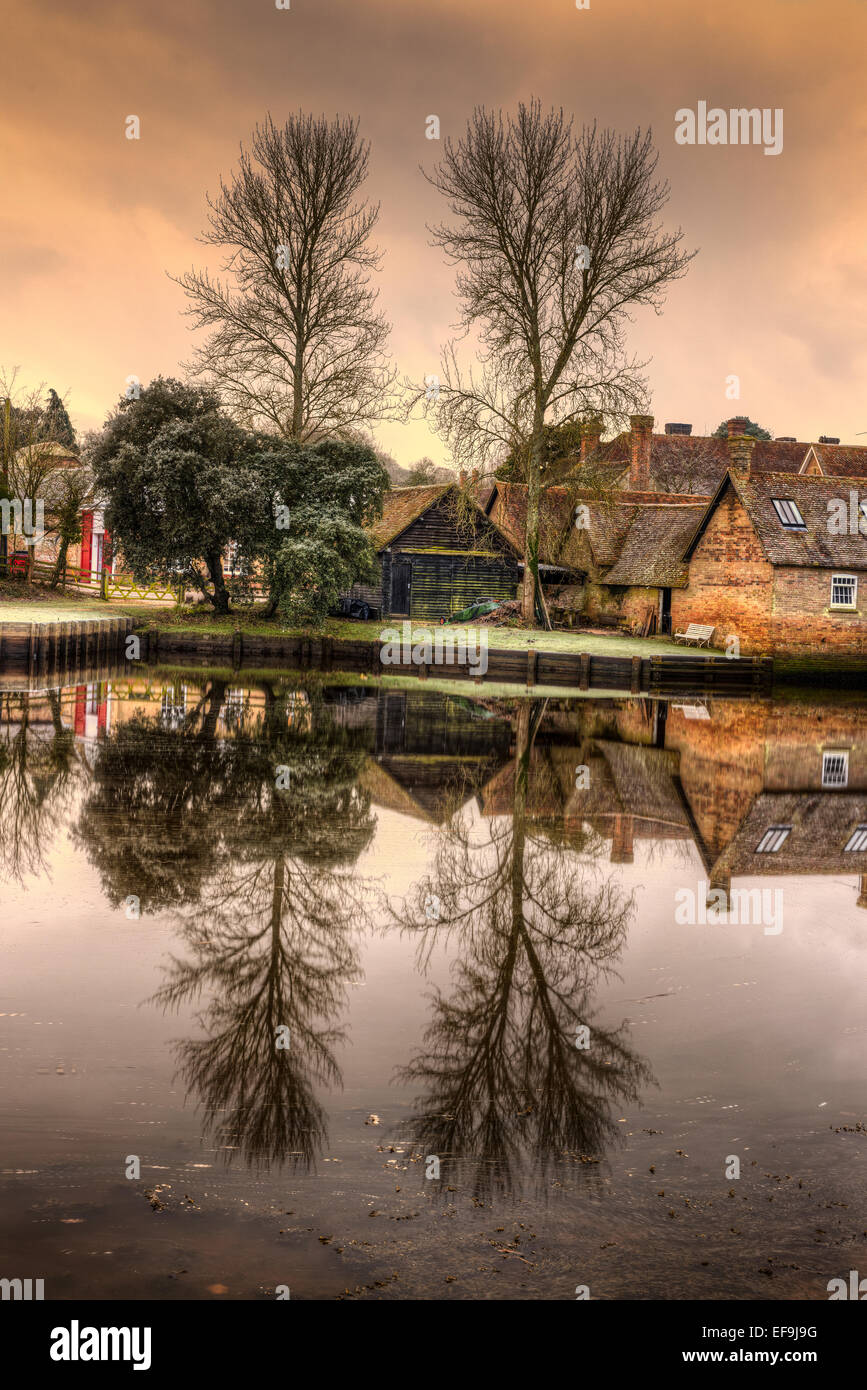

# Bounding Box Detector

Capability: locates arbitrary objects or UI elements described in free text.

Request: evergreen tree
[712,417,771,440]
[41,389,77,451]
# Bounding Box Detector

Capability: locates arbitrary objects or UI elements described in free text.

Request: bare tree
[175,112,397,440]
[1,372,80,581]
[421,102,694,625]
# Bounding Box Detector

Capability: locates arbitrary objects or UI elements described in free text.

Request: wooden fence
[2,556,180,602]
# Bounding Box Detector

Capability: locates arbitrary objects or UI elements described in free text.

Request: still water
[0,674,864,1300]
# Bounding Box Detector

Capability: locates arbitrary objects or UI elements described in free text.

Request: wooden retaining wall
[132,628,775,697]
[0,616,134,684]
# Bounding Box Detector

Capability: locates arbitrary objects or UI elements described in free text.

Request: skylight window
[756,825,791,853]
[771,498,806,529]
[844,825,867,852]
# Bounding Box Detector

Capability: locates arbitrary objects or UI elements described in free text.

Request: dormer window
[756,825,791,853]
[771,498,806,529]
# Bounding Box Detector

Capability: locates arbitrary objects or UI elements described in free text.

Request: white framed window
[160,684,188,730]
[772,498,806,529]
[756,825,791,853]
[844,824,867,852]
[830,573,857,609]
[822,750,849,787]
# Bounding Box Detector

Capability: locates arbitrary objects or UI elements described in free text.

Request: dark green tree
[90,377,266,613]
[712,417,771,440]
[41,389,77,451]
[251,436,388,624]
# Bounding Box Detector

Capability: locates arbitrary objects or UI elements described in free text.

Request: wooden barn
[350,484,522,621]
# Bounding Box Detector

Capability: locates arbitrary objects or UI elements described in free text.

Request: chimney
[629,414,654,490]
[664,422,692,436]
[609,813,634,864]
[458,469,468,487]
[858,874,867,910]
[580,415,603,463]
[726,417,756,480]
[819,435,840,445]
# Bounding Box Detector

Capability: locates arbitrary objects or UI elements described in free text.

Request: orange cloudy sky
[3,0,867,465]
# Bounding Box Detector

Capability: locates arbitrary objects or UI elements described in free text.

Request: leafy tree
[497,420,585,481]
[403,456,440,486]
[90,377,265,613]
[251,436,388,623]
[712,418,771,440]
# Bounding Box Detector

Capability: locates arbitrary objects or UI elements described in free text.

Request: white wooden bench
[673,622,715,648]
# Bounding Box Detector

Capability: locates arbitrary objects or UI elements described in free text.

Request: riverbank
[1,591,864,687]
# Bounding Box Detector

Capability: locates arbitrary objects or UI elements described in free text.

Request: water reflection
[1,674,866,1194]
[77,679,374,1170]
[0,689,79,882]
[391,700,653,1201]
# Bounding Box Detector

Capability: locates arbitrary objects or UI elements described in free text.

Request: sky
[3,0,867,466]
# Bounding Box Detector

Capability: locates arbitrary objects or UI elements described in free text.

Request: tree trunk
[206,552,231,615]
[521,407,552,630]
[291,347,304,439]
[49,539,70,589]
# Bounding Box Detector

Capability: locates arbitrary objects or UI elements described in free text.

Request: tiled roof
[486,481,575,565]
[804,444,867,479]
[368,485,452,548]
[566,433,817,497]
[711,792,867,879]
[601,502,708,587]
[689,472,867,569]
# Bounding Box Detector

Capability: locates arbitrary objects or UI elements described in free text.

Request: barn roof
[369,485,452,548]
[369,482,523,559]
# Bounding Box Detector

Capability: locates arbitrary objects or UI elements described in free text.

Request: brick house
[486,416,867,644]
[675,425,867,655]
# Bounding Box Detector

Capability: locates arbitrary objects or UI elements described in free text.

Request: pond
[0,673,864,1301]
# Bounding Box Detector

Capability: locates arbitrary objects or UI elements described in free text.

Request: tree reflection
[392,700,653,1202]
[76,679,374,1170]
[0,690,79,883]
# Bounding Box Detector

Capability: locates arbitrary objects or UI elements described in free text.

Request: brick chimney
[726,417,756,480]
[609,813,634,863]
[580,415,603,463]
[629,414,654,490]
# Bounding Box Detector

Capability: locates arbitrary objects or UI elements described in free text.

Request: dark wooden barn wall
[380,497,520,620]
